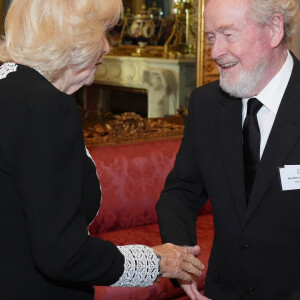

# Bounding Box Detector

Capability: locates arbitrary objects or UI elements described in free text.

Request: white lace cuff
[111,245,159,287]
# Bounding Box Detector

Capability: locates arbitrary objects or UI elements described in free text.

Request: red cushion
[93,214,214,300]
[88,139,182,234]
[88,138,212,235]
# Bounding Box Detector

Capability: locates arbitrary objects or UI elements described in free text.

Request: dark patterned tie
[243,98,263,205]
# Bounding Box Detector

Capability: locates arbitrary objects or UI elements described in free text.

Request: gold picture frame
[196,0,219,87]
[196,0,205,87]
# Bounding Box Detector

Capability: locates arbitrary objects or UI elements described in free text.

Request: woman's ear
[269,13,285,48]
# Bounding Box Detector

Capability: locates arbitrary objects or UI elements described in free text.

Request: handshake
[152,244,211,300]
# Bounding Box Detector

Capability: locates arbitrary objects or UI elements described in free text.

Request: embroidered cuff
[111,245,159,287]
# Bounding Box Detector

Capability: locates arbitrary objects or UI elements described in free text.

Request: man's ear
[269,13,285,48]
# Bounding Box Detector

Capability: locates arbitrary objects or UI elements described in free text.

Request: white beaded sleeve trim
[0,62,18,80]
[111,245,159,287]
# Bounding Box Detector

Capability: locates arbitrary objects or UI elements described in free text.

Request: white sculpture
[142,68,177,118]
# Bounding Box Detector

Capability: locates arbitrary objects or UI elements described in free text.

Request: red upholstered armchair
[88,138,214,300]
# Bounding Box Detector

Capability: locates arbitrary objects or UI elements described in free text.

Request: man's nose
[210,37,227,61]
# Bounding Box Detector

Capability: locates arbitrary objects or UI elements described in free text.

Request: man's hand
[152,244,205,281]
[179,246,212,300]
[179,277,212,300]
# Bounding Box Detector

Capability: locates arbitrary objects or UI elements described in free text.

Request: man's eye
[224,33,235,39]
[207,35,215,44]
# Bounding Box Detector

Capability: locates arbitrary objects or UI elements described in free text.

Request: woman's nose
[103,37,110,55]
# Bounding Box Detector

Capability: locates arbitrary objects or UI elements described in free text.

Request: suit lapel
[241,56,300,229]
[219,93,247,224]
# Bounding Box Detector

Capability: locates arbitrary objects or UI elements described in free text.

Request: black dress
[0,63,124,299]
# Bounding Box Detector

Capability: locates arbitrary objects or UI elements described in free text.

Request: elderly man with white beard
[156,0,300,299]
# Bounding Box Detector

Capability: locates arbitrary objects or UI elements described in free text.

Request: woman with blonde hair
[0,0,205,299]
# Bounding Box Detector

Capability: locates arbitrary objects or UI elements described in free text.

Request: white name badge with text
[279,165,300,191]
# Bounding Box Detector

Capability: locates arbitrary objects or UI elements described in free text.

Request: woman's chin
[84,73,97,86]
[84,78,94,87]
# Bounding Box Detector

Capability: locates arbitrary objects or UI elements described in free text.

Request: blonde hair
[0,0,122,82]
[248,0,299,45]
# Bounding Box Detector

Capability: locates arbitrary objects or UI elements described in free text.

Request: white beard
[218,54,268,98]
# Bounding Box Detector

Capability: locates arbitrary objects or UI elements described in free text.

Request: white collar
[243,51,294,113]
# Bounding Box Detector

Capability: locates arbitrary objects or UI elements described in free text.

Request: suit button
[247,287,255,296]
[241,244,249,251]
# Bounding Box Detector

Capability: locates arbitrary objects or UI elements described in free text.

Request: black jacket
[0,64,124,299]
[157,54,300,300]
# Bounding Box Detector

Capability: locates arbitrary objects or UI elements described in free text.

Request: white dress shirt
[242,51,294,158]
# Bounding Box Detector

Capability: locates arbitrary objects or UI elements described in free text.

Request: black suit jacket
[157,54,300,299]
[0,64,124,299]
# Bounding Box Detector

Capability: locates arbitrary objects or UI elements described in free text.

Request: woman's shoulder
[0,63,75,111]
[1,63,47,89]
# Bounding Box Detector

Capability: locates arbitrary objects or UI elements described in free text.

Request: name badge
[279,165,300,191]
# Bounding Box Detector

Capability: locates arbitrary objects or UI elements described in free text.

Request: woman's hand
[152,244,204,281]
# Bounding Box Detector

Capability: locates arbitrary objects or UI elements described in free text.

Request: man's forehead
[204,0,249,16]
[204,0,250,32]
[204,23,235,33]
[205,0,248,7]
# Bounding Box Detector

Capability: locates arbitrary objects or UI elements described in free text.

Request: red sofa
[88,138,214,300]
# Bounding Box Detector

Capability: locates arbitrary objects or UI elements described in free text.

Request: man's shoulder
[191,80,222,100]
[189,80,224,108]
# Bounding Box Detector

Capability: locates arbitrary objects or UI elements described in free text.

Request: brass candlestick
[164,0,197,57]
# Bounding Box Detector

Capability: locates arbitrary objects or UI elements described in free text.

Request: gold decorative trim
[196,0,219,86]
[196,0,205,87]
